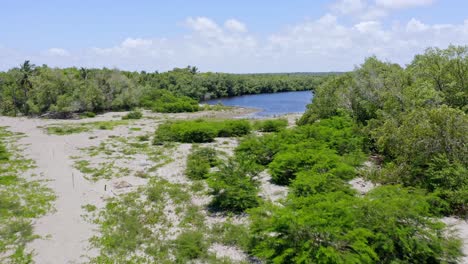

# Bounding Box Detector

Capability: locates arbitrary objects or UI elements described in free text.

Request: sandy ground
[0,108,255,264]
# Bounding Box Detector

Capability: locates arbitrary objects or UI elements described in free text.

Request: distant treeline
[0,64,330,116]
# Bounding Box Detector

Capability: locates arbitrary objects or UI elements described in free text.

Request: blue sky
[1,0,468,72]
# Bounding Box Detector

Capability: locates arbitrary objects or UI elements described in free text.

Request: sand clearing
[0,108,255,263]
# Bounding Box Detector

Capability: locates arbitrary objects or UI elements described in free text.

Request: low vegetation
[154,119,251,144]
[121,110,143,120]
[0,127,55,262]
[185,146,219,180]
[0,63,327,117]
[45,120,130,135]
[253,118,288,132]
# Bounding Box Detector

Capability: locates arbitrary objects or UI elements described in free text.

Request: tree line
[0,63,328,117]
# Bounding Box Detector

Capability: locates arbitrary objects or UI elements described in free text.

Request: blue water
[204,90,313,117]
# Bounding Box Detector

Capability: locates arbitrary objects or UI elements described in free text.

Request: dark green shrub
[249,186,462,263]
[81,111,96,118]
[142,89,199,113]
[268,146,345,185]
[0,143,9,161]
[208,157,261,213]
[254,119,288,132]
[217,120,251,137]
[185,147,218,180]
[236,135,280,166]
[173,230,208,262]
[153,119,251,144]
[122,110,143,120]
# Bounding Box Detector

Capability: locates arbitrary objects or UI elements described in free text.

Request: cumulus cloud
[1,9,468,73]
[375,0,434,9]
[331,0,435,20]
[45,48,70,57]
[224,19,248,33]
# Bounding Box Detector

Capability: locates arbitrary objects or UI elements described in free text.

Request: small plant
[185,147,218,180]
[208,156,261,213]
[80,111,96,118]
[122,110,143,120]
[254,119,288,132]
[173,230,208,262]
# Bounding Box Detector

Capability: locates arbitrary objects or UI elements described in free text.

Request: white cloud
[331,0,367,15]
[186,17,222,37]
[406,18,429,32]
[1,12,468,73]
[331,0,435,20]
[224,19,247,33]
[376,0,434,9]
[45,48,70,57]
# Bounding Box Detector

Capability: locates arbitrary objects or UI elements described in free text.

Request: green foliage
[185,147,218,180]
[141,89,199,113]
[154,119,251,144]
[208,157,261,213]
[173,230,208,262]
[80,111,96,118]
[122,110,143,120]
[249,185,462,263]
[46,120,129,135]
[0,62,328,117]
[254,119,288,132]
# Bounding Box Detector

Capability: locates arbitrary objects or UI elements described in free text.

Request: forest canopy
[0,64,329,117]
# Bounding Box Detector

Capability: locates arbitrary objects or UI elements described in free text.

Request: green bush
[173,230,208,262]
[217,120,251,137]
[249,186,462,263]
[154,119,251,144]
[142,89,199,113]
[208,157,261,213]
[254,119,288,132]
[185,147,218,180]
[122,110,143,120]
[268,146,349,185]
[0,143,9,161]
[81,111,96,118]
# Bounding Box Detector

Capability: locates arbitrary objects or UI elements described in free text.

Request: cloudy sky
[1,0,467,72]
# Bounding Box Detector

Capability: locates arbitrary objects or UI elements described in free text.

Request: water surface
[204,90,313,117]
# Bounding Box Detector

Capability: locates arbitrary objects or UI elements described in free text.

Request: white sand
[442,217,468,263]
[0,117,106,264]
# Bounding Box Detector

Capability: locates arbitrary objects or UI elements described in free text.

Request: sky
[1,0,468,73]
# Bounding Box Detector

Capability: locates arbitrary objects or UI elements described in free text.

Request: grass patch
[46,120,130,135]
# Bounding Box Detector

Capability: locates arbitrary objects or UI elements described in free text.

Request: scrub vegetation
[0,63,328,117]
[1,45,467,264]
[0,127,55,263]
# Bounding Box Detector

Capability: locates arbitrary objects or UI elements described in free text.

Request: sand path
[0,116,107,263]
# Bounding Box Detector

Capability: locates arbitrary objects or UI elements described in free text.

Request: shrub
[217,120,251,137]
[154,119,251,144]
[254,119,288,132]
[81,111,96,118]
[141,89,199,113]
[185,147,218,180]
[173,230,208,262]
[122,110,143,120]
[268,146,347,185]
[249,186,462,264]
[0,143,9,161]
[208,157,261,213]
